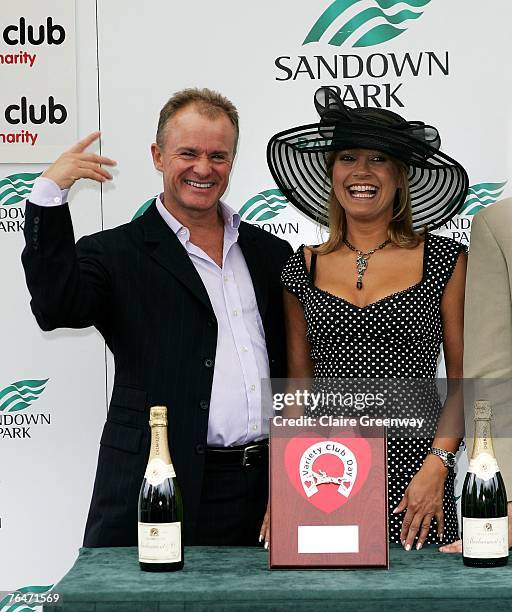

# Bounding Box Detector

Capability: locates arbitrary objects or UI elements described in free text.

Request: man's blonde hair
[156,88,239,155]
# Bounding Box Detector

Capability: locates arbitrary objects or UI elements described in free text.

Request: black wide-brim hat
[267,87,468,231]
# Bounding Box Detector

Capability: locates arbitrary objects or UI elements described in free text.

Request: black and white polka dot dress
[281,233,465,545]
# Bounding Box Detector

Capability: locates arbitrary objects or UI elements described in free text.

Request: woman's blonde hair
[313,152,422,255]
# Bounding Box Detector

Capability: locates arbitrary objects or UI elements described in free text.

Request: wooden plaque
[269,421,388,569]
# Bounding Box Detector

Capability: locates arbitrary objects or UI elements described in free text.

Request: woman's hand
[259,501,270,550]
[439,538,462,553]
[393,454,448,550]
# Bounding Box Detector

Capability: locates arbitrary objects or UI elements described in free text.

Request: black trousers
[194,454,268,546]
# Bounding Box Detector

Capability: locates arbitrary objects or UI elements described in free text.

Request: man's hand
[42,131,116,190]
[259,502,269,550]
[439,501,512,553]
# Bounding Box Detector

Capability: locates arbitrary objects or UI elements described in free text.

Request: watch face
[446,453,456,468]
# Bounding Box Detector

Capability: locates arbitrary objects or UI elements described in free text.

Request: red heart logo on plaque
[284,436,372,514]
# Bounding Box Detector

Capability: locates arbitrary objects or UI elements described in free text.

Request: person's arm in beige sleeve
[465,210,512,379]
[465,209,512,490]
[441,203,512,552]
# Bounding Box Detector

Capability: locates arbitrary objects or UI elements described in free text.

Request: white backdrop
[1,0,511,604]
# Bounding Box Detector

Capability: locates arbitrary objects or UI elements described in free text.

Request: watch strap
[429,447,456,468]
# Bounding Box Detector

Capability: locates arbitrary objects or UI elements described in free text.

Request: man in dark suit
[22,88,292,547]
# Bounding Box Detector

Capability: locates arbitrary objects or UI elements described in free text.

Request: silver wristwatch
[429,447,456,469]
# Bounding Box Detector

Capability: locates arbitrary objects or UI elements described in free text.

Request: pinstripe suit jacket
[22,200,292,546]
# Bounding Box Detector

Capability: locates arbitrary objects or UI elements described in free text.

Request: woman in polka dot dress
[266,87,469,550]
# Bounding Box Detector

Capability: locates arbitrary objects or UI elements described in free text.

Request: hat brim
[267,122,468,232]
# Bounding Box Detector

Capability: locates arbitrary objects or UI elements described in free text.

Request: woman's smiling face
[331,148,401,222]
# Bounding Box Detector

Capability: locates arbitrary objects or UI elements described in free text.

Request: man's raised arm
[21,132,117,331]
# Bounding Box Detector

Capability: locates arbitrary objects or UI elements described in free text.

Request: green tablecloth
[47,545,512,611]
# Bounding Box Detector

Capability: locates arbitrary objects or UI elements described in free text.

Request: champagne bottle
[462,400,509,567]
[138,406,184,571]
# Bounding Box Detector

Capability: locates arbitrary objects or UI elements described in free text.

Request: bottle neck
[149,424,172,465]
[471,418,496,459]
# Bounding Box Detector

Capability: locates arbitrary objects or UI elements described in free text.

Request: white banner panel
[0,0,77,163]
[0,0,102,599]
[95,0,512,249]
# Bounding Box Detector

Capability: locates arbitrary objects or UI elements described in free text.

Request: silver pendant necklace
[343,238,391,290]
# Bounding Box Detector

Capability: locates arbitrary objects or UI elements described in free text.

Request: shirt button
[204,358,214,368]
[242,346,248,352]
[195,444,205,454]
[252,424,258,431]
[199,400,209,411]
[224,275,229,282]
[250,384,256,391]
[53,197,61,204]
[233,310,238,317]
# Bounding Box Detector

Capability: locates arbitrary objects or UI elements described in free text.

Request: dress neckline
[302,233,429,311]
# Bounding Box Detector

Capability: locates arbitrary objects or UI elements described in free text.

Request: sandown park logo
[304,0,432,48]
[132,196,155,220]
[0,172,40,206]
[0,379,49,413]
[459,182,507,217]
[239,189,288,222]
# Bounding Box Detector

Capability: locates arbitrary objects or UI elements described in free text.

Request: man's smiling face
[151,104,236,219]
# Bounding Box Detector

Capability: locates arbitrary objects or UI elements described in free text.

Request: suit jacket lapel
[238,223,269,318]
[141,202,214,315]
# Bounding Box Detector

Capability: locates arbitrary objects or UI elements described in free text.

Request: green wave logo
[0,584,53,612]
[239,189,288,222]
[132,196,156,220]
[0,379,49,413]
[304,0,431,48]
[0,172,41,206]
[460,181,507,216]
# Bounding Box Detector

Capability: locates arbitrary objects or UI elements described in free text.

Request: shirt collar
[155,194,240,242]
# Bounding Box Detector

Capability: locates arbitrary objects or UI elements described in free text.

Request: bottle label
[463,517,508,558]
[467,453,499,480]
[145,458,176,486]
[138,521,182,563]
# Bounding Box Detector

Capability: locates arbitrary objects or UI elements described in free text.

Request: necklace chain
[343,238,391,290]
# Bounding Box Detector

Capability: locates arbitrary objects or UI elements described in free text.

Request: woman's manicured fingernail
[259,535,263,543]
[264,541,269,550]
[401,539,405,546]
[416,542,423,551]
[405,544,411,551]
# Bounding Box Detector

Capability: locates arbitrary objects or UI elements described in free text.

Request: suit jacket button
[33,216,40,224]
[195,444,205,454]
[199,400,209,411]
[204,358,214,368]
